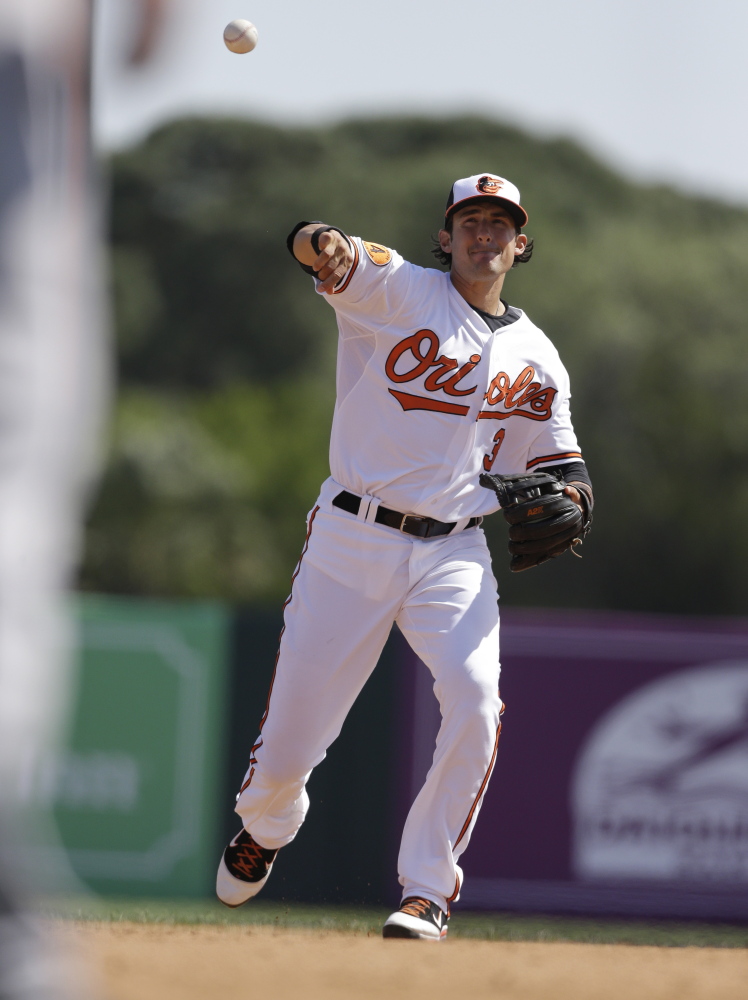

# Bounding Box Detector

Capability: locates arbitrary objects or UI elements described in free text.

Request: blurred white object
[0,0,107,834]
[0,2,170,997]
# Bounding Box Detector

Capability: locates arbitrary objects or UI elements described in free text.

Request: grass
[40,895,748,948]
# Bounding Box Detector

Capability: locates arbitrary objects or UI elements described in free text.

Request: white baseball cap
[445,173,528,228]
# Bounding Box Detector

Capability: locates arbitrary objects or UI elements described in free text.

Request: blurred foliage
[81,115,748,612]
[81,381,332,602]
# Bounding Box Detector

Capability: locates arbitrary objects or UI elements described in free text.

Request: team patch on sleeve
[362,241,392,266]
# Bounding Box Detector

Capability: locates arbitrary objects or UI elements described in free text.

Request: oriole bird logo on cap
[476,176,503,195]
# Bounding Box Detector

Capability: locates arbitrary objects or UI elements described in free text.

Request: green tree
[84,115,748,612]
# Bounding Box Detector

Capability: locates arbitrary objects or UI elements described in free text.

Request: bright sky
[93,0,748,206]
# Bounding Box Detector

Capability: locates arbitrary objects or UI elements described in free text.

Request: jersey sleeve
[524,387,584,472]
[315,235,416,325]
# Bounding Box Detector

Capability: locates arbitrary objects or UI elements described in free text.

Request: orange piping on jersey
[388,388,470,416]
[446,874,461,917]
[330,240,359,294]
[453,718,503,851]
[248,738,263,766]
[239,506,320,795]
[261,504,320,730]
[526,451,582,470]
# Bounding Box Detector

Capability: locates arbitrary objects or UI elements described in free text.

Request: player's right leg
[391,526,502,929]
[217,500,409,905]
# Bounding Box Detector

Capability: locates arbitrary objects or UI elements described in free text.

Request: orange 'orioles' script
[385,332,556,422]
[385,330,480,416]
[479,366,556,421]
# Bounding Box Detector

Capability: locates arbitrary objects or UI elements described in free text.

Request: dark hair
[431,214,534,269]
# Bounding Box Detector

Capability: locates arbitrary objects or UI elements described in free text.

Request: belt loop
[454,516,471,533]
[363,495,381,525]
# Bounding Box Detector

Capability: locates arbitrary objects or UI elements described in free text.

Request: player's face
[439,202,526,282]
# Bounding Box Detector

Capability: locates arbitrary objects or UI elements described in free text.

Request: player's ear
[514,233,528,256]
[438,229,452,253]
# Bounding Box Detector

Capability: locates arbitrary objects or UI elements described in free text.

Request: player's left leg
[219,505,411,906]
[391,527,502,933]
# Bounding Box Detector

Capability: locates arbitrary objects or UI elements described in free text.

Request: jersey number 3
[483,430,506,472]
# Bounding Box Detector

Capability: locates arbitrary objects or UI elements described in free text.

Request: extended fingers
[317,266,347,292]
[314,243,346,275]
[315,233,353,292]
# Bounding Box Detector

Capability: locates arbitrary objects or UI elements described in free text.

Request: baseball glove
[479,470,592,573]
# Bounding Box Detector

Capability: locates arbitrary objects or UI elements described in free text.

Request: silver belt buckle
[400,513,429,536]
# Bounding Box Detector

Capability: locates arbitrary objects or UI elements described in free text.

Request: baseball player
[216,173,593,940]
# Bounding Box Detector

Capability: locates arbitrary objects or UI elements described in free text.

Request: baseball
[223,19,258,54]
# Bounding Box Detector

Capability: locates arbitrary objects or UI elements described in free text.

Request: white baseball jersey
[317,237,583,523]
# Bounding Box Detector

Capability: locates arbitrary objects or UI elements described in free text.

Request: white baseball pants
[235,479,503,912]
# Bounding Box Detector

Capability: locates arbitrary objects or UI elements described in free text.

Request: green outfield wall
[55,595,231,897]
[56,595,401,903]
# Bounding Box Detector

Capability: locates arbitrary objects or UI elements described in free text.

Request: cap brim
[445,195,528,229]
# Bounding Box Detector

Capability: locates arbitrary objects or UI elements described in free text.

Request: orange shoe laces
[232,840,269,879]
[400,897,433,919]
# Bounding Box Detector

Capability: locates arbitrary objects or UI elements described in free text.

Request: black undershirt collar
[470,299,523,331]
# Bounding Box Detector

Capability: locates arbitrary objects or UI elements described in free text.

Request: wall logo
[572,663,748,882]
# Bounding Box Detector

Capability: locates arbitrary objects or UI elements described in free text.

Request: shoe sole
[382,915,446,941]
[215,855,272,908]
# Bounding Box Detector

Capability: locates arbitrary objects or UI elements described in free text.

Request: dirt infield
[70,922,748,1000]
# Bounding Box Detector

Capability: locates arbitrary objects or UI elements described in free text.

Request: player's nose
[474,230,502,249]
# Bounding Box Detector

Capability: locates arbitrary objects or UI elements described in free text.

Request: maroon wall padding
[397,608,748,920]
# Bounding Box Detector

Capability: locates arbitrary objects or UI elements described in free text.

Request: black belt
[332,490,482,539]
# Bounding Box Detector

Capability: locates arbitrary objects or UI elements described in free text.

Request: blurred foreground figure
[0,2,168,996]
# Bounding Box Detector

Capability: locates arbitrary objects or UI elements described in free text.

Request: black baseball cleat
[216,828,278,907]
[382,896,449,941]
